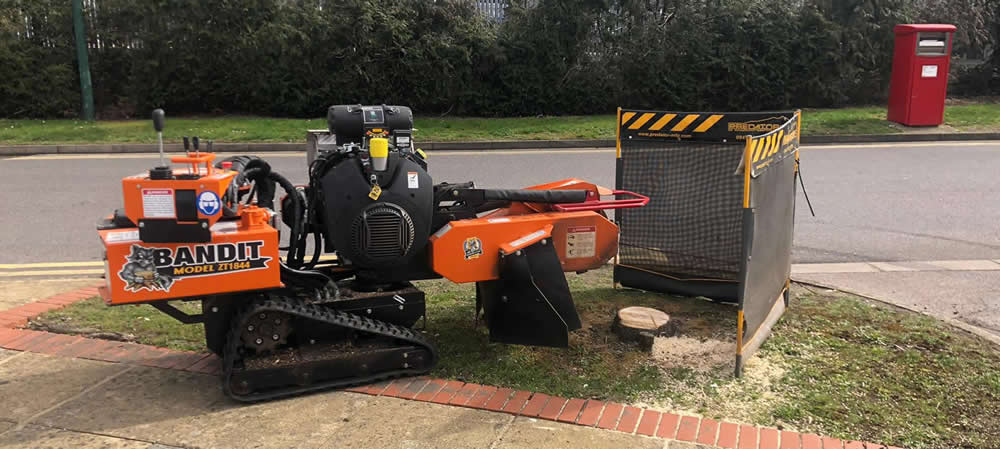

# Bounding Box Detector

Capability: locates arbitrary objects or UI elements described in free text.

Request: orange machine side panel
[99,222,281,305]
[121,169,236,228]
[429,211,618,284]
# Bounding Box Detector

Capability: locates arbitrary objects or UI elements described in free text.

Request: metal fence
[474,0,508,21]
[12,0,509,40]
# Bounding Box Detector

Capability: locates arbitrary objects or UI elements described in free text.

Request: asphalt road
[1,141,999,265]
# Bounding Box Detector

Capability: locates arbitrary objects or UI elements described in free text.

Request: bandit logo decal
[463,237,483,260]
[119,245,174,292]
[118,241,271,292]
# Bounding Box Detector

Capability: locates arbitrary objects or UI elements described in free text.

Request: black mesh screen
[618,140,745,280]
[742,154,796,334]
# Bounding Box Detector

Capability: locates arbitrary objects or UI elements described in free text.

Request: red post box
[887,24,956,126]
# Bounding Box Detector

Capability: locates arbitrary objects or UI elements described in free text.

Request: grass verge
[29,268,1000,449]
[2,103,998,145]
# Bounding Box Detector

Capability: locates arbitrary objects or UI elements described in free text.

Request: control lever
[193,136,200,158]
[148,109,173,180]
[183,136,190,151]
[151,109,166,167]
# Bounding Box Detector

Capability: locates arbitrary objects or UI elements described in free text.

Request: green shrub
[1,0,996,118]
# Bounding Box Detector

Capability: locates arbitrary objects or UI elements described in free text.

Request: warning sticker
[407,172,419,189]
[142,189,175,218]
[105,230,140,243]
[566,225,596,259]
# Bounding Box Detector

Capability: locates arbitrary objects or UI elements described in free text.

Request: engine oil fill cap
[370,138,389,171]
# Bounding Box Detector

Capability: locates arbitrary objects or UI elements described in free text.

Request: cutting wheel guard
[476,239,582,348]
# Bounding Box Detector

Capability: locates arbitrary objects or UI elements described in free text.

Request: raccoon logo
[118,245,174,292]
[463,237,483,260]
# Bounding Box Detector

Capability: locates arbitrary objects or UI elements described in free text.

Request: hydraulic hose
[242,167,306,269]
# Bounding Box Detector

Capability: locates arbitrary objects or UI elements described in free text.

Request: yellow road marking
[0,269,104,277]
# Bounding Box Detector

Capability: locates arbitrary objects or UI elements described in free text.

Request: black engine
[319,151,433,267]
[310,105,434,279]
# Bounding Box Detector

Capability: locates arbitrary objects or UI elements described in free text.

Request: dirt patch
[652,336,734,373]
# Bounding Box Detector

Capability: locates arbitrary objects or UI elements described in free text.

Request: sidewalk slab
[323,395,510,448]
[924,259,1000,271]
[496,417,663,449]
[791,263,878,274]
[35,366,365,449]
[792,259,1000,275]
[0,351,128,423]
[0,348,18,363]
[0,424,156,449]
[867,262,920,272]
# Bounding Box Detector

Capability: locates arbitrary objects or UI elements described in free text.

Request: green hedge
[1,0,996,118]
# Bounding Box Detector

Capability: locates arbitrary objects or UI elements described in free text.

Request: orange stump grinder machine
[97,105,647,401]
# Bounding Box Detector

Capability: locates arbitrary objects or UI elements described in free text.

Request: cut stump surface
[613,306,677,351]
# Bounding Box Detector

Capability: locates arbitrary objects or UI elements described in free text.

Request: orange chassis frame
[100,160,646,306]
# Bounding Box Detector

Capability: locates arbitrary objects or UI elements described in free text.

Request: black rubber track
[222,295,438,402]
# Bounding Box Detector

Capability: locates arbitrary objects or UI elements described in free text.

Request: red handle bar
[552,190,649,212]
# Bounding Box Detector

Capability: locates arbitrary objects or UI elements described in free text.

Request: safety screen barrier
[736,113,800,375]
[613,108,799,375]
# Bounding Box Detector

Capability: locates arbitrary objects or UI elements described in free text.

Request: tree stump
[612,306,677,351]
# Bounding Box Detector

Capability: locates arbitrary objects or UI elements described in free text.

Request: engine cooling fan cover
[350,202,416,265]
